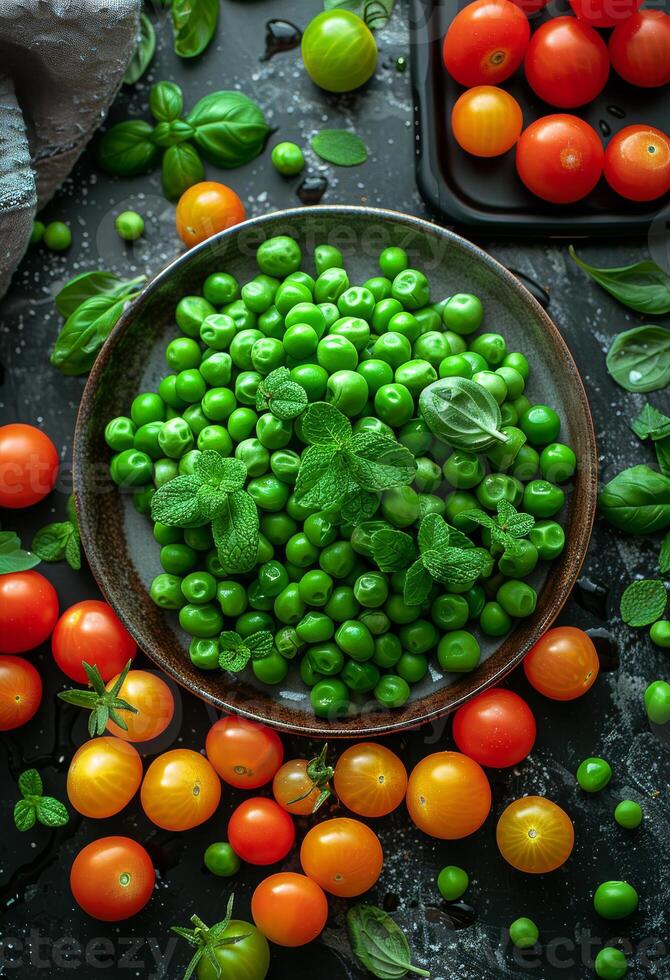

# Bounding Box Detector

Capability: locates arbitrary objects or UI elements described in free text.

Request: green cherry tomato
[520,405,561,445]
[650,620,670,648]
[593,881,639,920]
[614,800,643,830]
[374,674,410,708]
[204,842,240,877]
[437,631,481,672]
[576,757,612,793]
[43,221,72,251]
[310,677,350,718]
[594,947,628,980]
[271,141,305,175]
[442,293,483,335]
[644,680,670,725]
[509,918,539,950]
[301,9,377,94]
[115,210,144,241]
[437,866,469,902]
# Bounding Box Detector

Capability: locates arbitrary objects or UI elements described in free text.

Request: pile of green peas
[105,235,575,719]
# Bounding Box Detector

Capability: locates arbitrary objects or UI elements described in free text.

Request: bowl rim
[74,204,598,737]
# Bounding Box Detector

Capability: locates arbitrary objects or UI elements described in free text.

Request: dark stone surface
[0,2,668,978]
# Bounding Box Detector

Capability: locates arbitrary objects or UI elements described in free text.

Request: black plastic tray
[409,0,670,236]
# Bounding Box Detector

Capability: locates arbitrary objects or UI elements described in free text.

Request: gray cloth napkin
[0,0,141,298]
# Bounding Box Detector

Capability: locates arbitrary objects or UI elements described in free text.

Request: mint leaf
[0,531,40,574]
[371,528,416,572]
[295,446,350,510]
[346,431,416,491]
[36,797,69,828]
[311,129,368,167]
[256,368,308,420]
[497,499,535,538]
[246,631,274,660]
[195,452,247,490]
[418,513,451,553]
[19,769,42,797]
[65,529,82,570]
[341,488,380,526]
[302,402,352,447]
[14,800,36,831]
[32,522,74,562]
[196,484,231,521]
[620,579,668,627]
[151,475,203,526]
[14,770,69,831]
[212,491,259,573]
[219,631,251,672]
[403,560,433,606]
[422,546,486,586]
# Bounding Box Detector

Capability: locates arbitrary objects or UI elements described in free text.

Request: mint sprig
[32,494,81,570]
[14,770,69,832]
[403,514,489,606]
[171,896,252,980]
[462,499,535,555]
[58,659,138,737]
[256,367,308,420]
[219,630,274,672]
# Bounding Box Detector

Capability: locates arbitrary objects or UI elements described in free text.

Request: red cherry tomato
[452,688,536,768]
[509,0,548,12]
[524,626,599,700]
[569,0,642,28]
[0,424,59,508]
[251,873,329,947]
[524,17,609,109]
[176,181,245,248]
[205,715,284,789]
[609,10,670,88]
[443,0,530,87]
[604,125,670,201]
[51,600,136,682]
[70,836,155,921]
[0,656,42,730]
[0,570,59,654]
[516,115,604,204]
[228,797,295,865]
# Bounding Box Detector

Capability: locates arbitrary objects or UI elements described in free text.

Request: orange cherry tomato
[333,742,407,818]
[604,125,670,202]
[70,836,155,921]
[443,0,531,87]
[515,115,604,205]
[141,749,221,831]
[51,600,136,683]
[300,817,383,897]
[406,751,491,839]
[206,715,283,789]
[0,570,59,655]
[176,181,245,248]
[451,86,523,158]
[496,796,575,873]
[273,758,327,816]
[228,797,295,866]
[452,688,536,768]
[251,872,329,947]
[0,656,42,730]
[524,626,599,701]
[0,423,59,508]
[67,736,143,819]
[105,669,174,742]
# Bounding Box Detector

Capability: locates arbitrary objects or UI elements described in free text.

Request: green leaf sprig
[32,495,81,570]
[219,630,274,672]
[98,81,269,200]
[0,527,40,575]
[171,896,251,980]
[399,514,489,606]
[256,367,308,420]
[620,579,668,628]
[58,660,138,737]
[151,451,259,573]
[462,499,535,556]
[294,402,415,524]
[346,904,430,980]
[569,246,670,316]
[50,272,146,376]
[14,770,69,832]
[286,743,333,813]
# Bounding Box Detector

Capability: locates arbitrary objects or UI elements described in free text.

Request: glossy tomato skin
[524,626,599,700]
[251,873,328,947]
[228,797,295,865]
[509,0,548,11]
[0,656,42,730]
[496,796,575,873]
[452,689,536,768]
[105,670,174,742]
[443,0,530,87]
[609,10,670,88]
[196,922,270,980]
[516,115,604,204]
[451,86,523,158]
[333,742,407,818]
[70,837,155,921]
[206,716,283,789]
[51,600,136,683]
[301,10,377,94]
[67,737,143,818]
[604,125,670,201]
[273,759,325,816]
[176,182,245,248]
[406,751,491,839]
[141,749,221,831]
[524,18,609,108]
[300,817,383,897]
[0,571,59,655]
[569,0,641,28]
[0,424,59,508]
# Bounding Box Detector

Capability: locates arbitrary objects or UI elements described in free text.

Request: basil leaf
[656,437,670,478]
[346,905,429,980]
[630,403,670,441]
[172,0,219,58]
[606,325,670,393]
[32,522,73,562]
[659,532,670,576]
[419,376,507,451]
[212,490,259,574]
[569,247,670,315]
[599,465,670,534]
[55,271,144,318]
[50,294,133,376]
[162,143,205,200]
[311,129,369,167]
[97,120,160,176]
[153,119,196,148]
[620,579,667,627]
[186,91,270,168]
[0,531,40,574]
[65,530,82,571]
[150,81,184,122]
[123,12,156,85]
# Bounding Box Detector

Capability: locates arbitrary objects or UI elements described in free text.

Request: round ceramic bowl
[73,206,597,737]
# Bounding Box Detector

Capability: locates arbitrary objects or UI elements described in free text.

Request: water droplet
[262,19,302,61]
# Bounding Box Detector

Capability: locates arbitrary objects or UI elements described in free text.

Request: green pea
[314,244,344,275]
[285,532,319,569]
[30,220,45,245]
[442,294,483,335]
[183,525,213,550]
[314,267,349,306]
[614,800,643,829]
[381,486,421,528]
[388,311,421,344]
[412,331,451,368]
[337,285,375,322]
[373,383,413,427]
[529,520,565,559]
[174,369,206,405]
[205,549,226,578]
[236,611,274,636]
[153,521,181,546]
[204,842,240,877]
[364,277,393,302]
[225,408,257,443]
[379,246,408,279]
[181,571,217,605]
[311,678,349,718]
[593,881,638,920]
[105,416,136,451]
[335,619,374,661]
[341,659,380,693]
[374,674,410,708]
[644,679,670,725]
[476,473,520,510]
[399,619,438,655]
[470,332,507,367]
[432,594,469,630]
[520,404,561,445]
[437,631,480,672]
[495,365,525,400]
[473,369,507,405]
[256,413,292,450]
[199,314,235,351]
[414,457,442,494]
[234,371,261,408]
[178,449,201,476]
[437,866,469,901]
[110,448,153,487]
[165,337,201,373]
[353,572,389,609]
[358,610,390,635]
[216,580,248,617]
[200,352,233,388]
[290,364,328,402]
[439,354,472,380]
[499,539,538,578]
[500,403,518,427]
[391,268,430,310]
[373,633,402,668]
[486,426,527,471]
[503,351,529,380]
[508,918,539,950]
[398,418,432,456]
[372,332,412,370]
[319,540,356,579]
[131,392,166,427]
[317,335,358,373]
[443,451,484,490]
[523,480,565,518]
[479,601,512,637]
[176,296,216,338]
[576,757,612,793]
[203,272,239,305]
[594,947,627,980]
[444,491,479,531]
[285,270,315,294]
[650,620,670,648]
[464,584,486,619]
[372,298,403,332]
[150,573,185,610]
[497,580,537,618]
[271,140,305,175]
[396,651,428,683]
[326,370,369,416]
[539,443,576,483]
[252,650,289,685]
[179,602,223,638]
[198,425,232,455]
[254,561,288,599]
[273,626,303,660]
[306,641,343,676]
[324,586,360,623]
[461,350,487,375]
[256,235,302,277]
[183,405,209,436]
[133,485,155,516]
[298,570,334,607]
[394,359,437,398]
[189,637,220,670]
[300,656,322,687]
[43,221,72,251]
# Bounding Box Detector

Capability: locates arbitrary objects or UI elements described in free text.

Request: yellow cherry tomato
[496,796,575,873]
[141,749,221,831]
[67,736,143,818]
[333,742,407,818]
[105,669,174,742]
[451,86,523,157]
